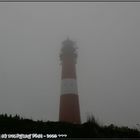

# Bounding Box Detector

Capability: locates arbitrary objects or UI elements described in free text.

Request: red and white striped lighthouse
[59,38,81,124]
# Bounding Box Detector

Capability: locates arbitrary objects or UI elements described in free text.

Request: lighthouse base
[59,93,81,124]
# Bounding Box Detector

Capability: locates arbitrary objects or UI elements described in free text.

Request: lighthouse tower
[59,38,81,124]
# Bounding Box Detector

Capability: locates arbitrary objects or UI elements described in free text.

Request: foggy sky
[0,2,140,128]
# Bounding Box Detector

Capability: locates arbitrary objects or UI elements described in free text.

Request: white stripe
[61,79,78,95]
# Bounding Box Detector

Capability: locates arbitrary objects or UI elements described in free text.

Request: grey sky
[0,2,140,128]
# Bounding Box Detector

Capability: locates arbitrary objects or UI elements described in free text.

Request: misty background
[0,2,139,128]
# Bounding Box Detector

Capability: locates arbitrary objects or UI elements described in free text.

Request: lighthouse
[59,38,81,124]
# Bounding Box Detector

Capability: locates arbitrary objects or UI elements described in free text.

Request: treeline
[0,114,140,138]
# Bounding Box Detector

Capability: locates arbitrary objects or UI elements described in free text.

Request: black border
[0,0,140,2]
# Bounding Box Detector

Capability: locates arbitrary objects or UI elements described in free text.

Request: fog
[0,2,140,128]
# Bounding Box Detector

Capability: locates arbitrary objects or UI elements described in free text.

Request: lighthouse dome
[61,38,77,54]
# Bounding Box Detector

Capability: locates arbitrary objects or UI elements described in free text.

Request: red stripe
[59,94,81,124]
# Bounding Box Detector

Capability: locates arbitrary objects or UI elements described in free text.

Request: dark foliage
[0,114,140,138]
